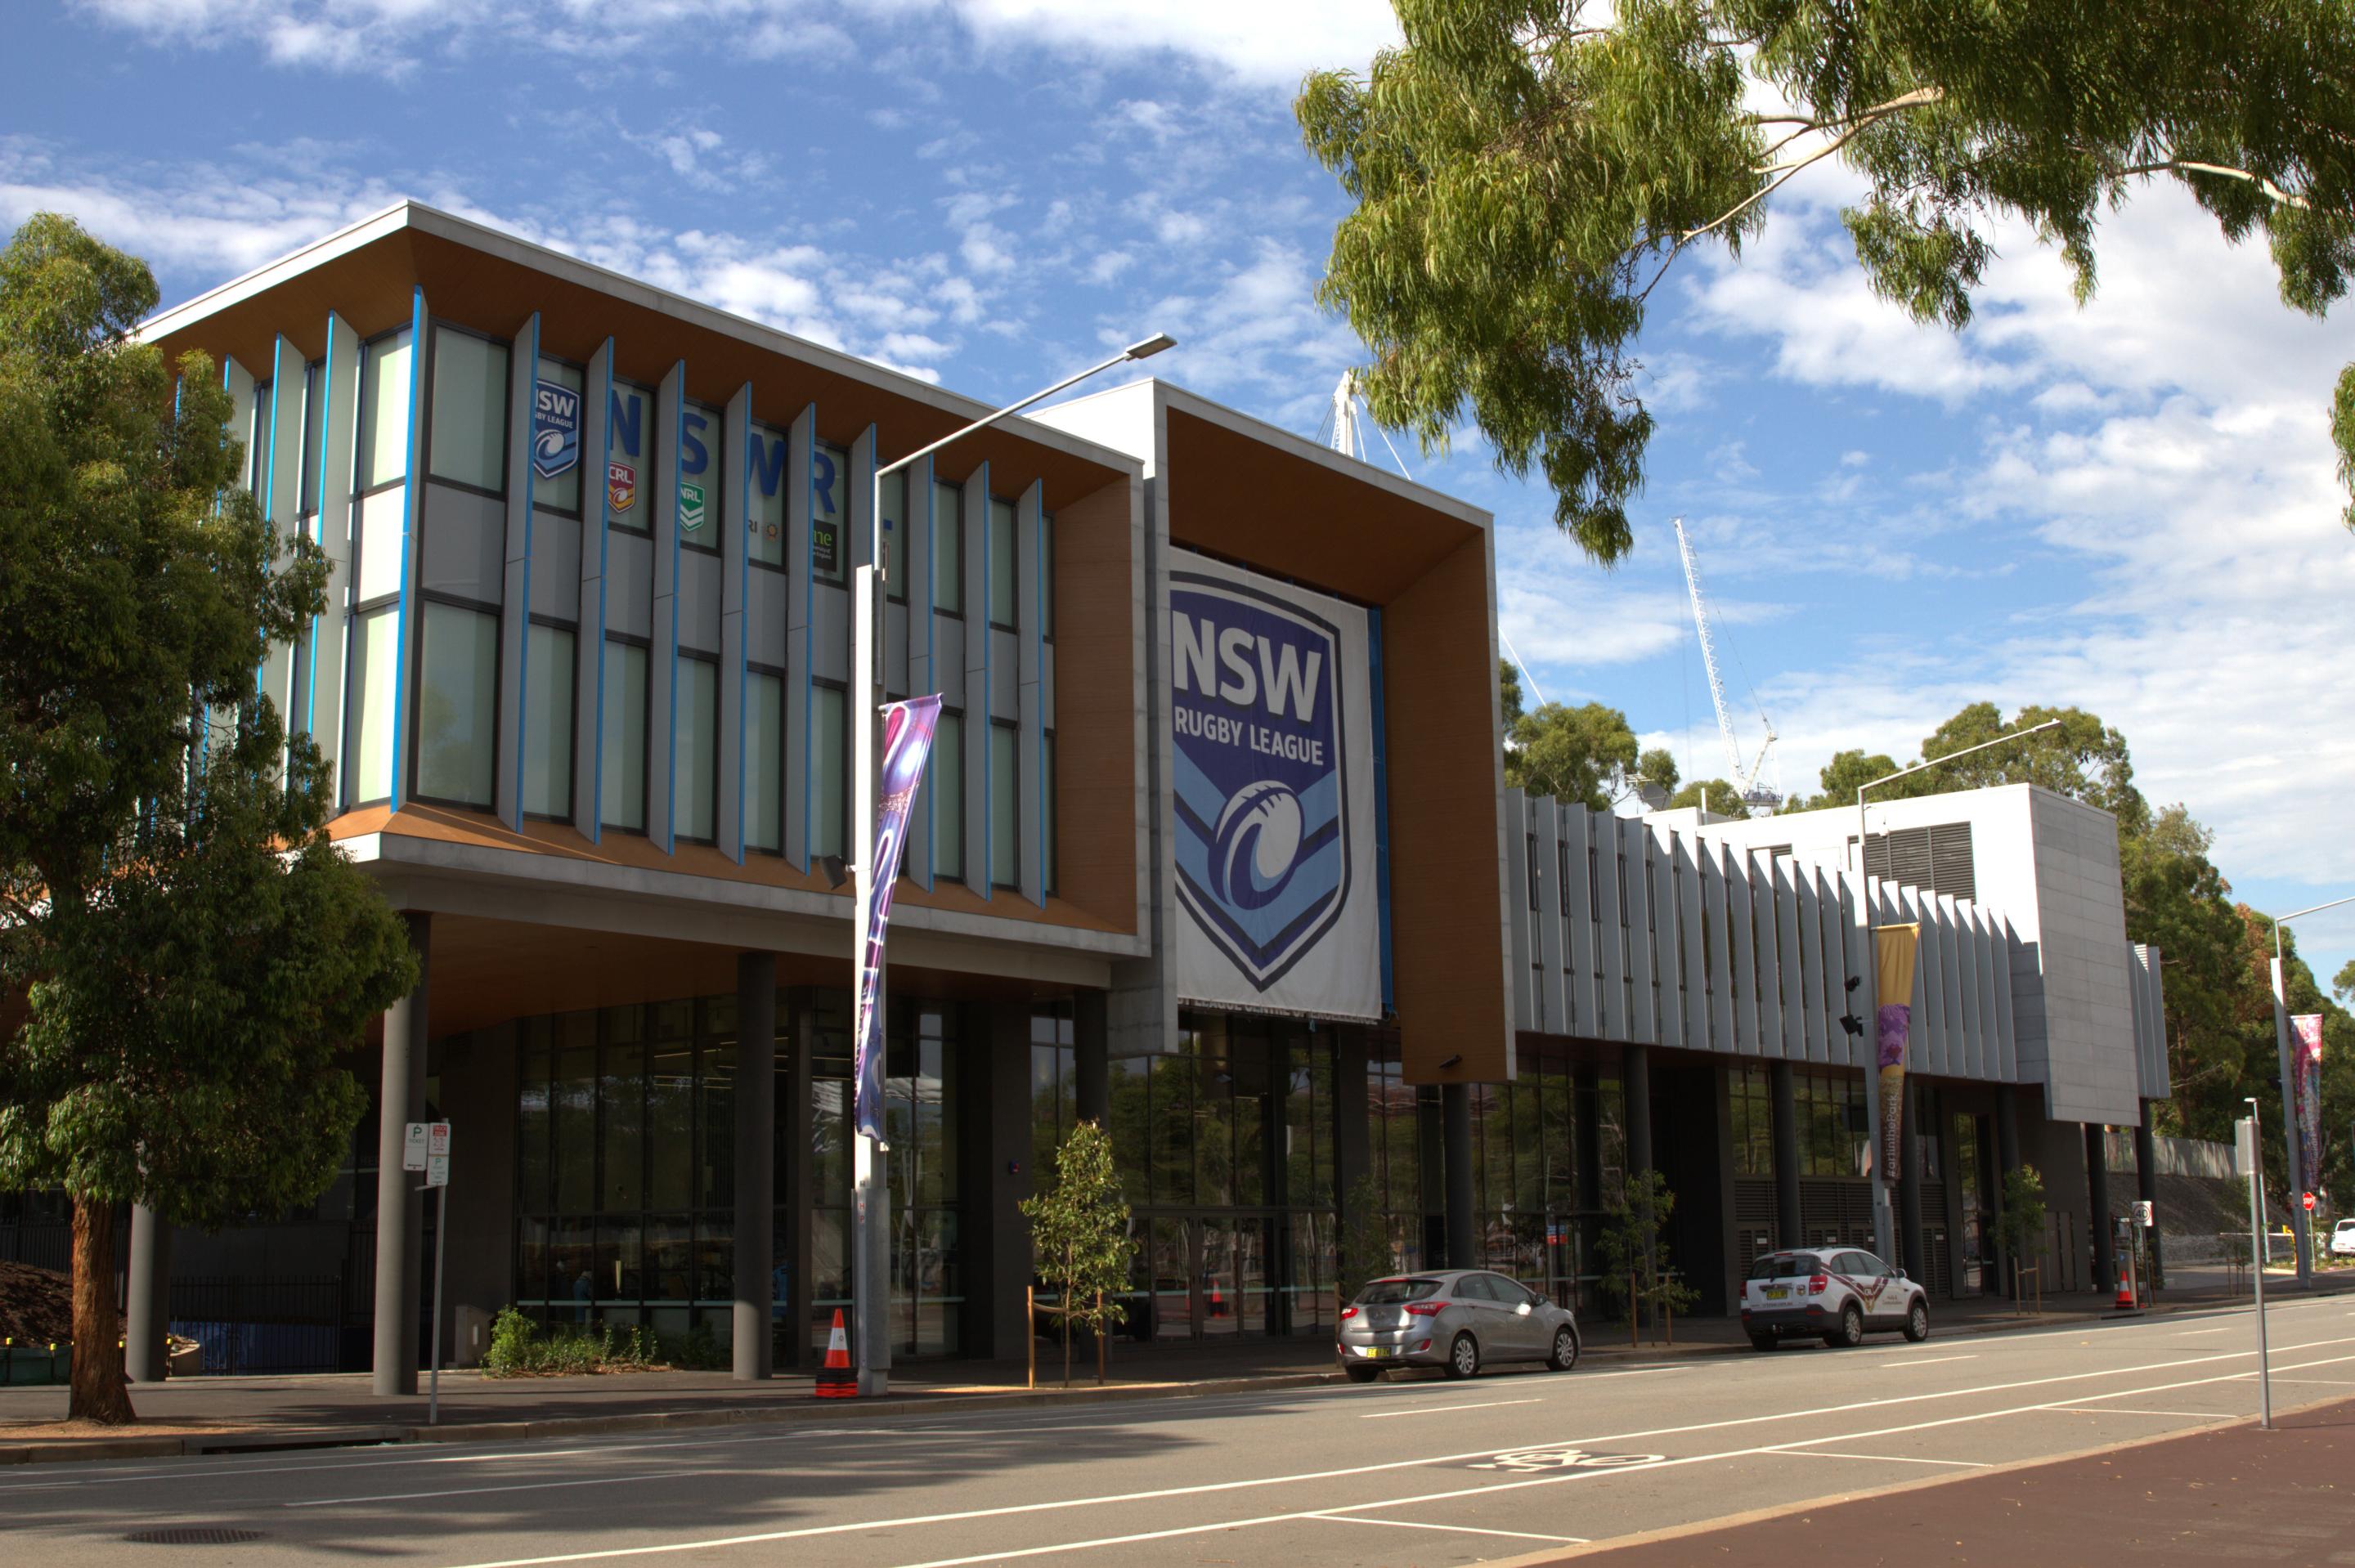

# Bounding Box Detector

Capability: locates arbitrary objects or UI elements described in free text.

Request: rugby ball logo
[1170,572,1351,990]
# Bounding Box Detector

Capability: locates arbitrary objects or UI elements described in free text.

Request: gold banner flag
[1873,923,1921,1190]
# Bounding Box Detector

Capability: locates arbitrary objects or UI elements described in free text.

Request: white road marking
[283,1468,755,1508]
[1361,1399,1539,1419]
[1312,1515,1586,1543]
[1779,1449,1989,1467]
[2048,1407,2230,1418]
[2173,1328,2230,1337]
[433,1340,2355,1568]
[1881,1355,1976,1368]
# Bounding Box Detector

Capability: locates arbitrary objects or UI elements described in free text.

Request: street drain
[124,1527,265,1546]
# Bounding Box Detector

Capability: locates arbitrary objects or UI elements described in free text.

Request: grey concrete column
[1442,1082,1475,1270]
[1073,992,1109,1125]
[1622,1042,1653,1176]
[372,911,430,1398]
[1769,1060,1801,1250]
[1898,1082,1925,1278]
[124,1205,171,1383]
[733,954,776,1381]
[2087,1122,2116,1297]
[1416,1086,1446,1266]
[981,1002,1037,1361]
[784,993,815,1370]
[2135,1104,2162,1288]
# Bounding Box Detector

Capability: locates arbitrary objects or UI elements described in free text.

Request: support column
[785,992,815,1370]
[1574,1065,1604,1292]
[372,911,430,1398]
[124,1205,172,1384]
[2135,1105,2162,1289]
[1622,1042,1653,1177]
[1898,1082,1925,1277]
[1769,1060,1801,1251]
[2087,1122,2115,1297]
[1332,1031,1371,1242]
[1073,992,1109,1126]
[1416,1086,1446,1268]
[1441,1082,1475,1270]
[733,954,776,1382]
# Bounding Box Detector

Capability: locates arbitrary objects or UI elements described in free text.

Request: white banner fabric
[1169,549,1380,1020]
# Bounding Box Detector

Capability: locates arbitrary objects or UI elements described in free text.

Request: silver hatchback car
[1336,1270,1581,1382]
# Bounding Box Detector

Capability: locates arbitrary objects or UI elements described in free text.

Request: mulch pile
[0,1259,89,1345]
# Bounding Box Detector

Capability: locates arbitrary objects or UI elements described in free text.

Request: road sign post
[424,1121,451,1426]
[2237,1112,2271,1429]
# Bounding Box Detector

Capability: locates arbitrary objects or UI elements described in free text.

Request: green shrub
[479,1309,689,1378]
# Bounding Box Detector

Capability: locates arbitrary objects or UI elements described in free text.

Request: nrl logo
[1170,571,1350,990]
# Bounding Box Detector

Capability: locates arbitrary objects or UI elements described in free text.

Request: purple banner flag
[1872,925,1921,1190]
[2293,1013,2325,1191]
[854,695,943,1144]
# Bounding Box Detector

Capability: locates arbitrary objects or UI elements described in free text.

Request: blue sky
[10,0,2353,989]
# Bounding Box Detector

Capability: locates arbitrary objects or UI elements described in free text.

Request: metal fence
[168,1274,348,1375]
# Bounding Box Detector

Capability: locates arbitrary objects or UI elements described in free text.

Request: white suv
[1741,1248,1931,1351]
[2330,1219,2355,1258]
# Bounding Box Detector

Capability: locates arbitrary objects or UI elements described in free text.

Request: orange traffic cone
[2115,1266,2134,1311]
[815,1308,856,1399]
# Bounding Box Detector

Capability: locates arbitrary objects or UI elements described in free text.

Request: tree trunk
[1061,1243,1074,1390]
[70,1195,135,1424]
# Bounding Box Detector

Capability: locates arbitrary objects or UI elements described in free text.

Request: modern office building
[0,203,2166,1383]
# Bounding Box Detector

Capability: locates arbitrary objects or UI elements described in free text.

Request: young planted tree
[1595,1169,1697,1342]
[0,213,416,1422]
[1020,1120,1138,1387]
[1299,0,2355,558]
[1994,1165,2049,1300]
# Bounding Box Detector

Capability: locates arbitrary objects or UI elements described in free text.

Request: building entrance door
[1143,1215,1275,1342]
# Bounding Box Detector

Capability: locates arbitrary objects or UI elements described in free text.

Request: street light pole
[2266,893,2355,1291]
[849,333,1173,1396]
[1851,719,2062,1262]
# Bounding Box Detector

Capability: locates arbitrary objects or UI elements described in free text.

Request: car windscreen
[1747,1254,1818,1280]
[1355,1278,1442,1305]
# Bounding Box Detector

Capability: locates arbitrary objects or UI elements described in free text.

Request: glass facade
[931,710,964,880]
[522,623,573,819]
[427,325,509,493]
[746,670,783,853]
[988,496,1016,628]
[989,721,1017,888]
[357,327,411,491]
[675,655,718,844]
[1729,1063,1870,1178]
[600,640,648,832]
[415,601,499,807]
[932,478,962,613]
[812,684,846,859]
[514,988,961,1362]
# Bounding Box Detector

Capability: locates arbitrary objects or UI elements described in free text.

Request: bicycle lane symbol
[1471,1446,1666,1473]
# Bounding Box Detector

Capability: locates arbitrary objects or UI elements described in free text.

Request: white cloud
[75,0,1401,83]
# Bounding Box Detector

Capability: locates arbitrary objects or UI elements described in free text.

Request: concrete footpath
[1,1271,2333,1467]
[1533,1392,2355,1566]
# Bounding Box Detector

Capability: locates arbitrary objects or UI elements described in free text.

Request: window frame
[531,354,588,522]
[521,613,579,824]
[743,659,788,857]
[606,379,657,538]
[599,631,654,836]
[420,318,514,503]
[355,325,416,500]
[672,649,721,844]
[931,477,965,617]
[811,676,851,862]
[405,589,504,811]
[986,494,1018,632]
[931,706,966,882]
[989,716,1020,890]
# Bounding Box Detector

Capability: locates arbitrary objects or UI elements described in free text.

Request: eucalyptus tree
[1299,0,2355,559]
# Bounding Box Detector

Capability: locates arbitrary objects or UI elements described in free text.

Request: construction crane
[1672,517,1781,813]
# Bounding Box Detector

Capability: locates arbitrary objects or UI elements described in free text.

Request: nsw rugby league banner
[853,696,942,1143]
[1873,923,1921,1189]
[1169,550,1380,1021]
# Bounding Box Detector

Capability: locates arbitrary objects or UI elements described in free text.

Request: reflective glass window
[931,710,963,880]
[523,623,574,818]
[987,497,1016,627]
[357,328,412,491]
[601,640,648,831]
[415,601,499,806]
[932,479,962,612]
[747,670,783,853]
[989,720,1017,888]
[428,326,509,493]
[347,603,400,804]
[675,655,718,843]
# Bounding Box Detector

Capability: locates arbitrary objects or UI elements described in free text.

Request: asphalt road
[10,1292,2355,1568]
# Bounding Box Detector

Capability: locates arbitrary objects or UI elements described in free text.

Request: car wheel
[1549,1327,1580,1372]
[1748,1332,1779,1352]
[1904,1299,1931,1343]
[1445,1332,1480,1380]
[1345,1363,1380,1383]
[1825,1303,1864,1348]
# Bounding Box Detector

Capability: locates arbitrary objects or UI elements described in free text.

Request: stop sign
[2304,1191,2317,1212]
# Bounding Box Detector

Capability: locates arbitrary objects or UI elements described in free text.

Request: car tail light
[1339,1306,1357,1320]
[1404,1301,1446,1317]
[1808,1274,1828,1295]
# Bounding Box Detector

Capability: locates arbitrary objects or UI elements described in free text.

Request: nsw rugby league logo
[1170,571,1351,990]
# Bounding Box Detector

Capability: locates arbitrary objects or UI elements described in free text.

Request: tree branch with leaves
[1300,0,2355,556]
